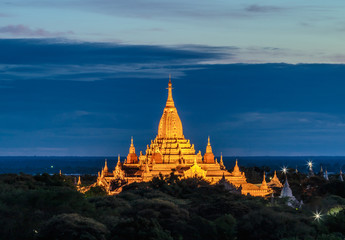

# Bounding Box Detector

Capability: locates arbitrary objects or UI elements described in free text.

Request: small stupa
[280,178,302,208]
[280,178,294,198]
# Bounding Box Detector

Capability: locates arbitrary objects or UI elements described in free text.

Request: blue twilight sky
[1,1,345,156]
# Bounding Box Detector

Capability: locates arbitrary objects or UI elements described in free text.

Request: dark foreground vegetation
[0,170,345,240]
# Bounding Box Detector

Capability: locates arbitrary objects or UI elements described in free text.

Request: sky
[1,1,345,156]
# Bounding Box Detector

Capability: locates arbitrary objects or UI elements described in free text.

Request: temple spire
[232,159,241,176]
[104,159,108,173]
[157,75,183,138]
[206,136,212,153]
[234,159,239,172]
[280,177,293,198]
[260,172,268,190]
[220,152,225,169]
[129,137,135,154]
[166,75,175,108]
[268,170,283,188]
[340,170,344,182]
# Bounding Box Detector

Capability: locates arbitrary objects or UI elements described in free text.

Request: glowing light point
[281,166,288,174]
[313,210,323,222]
[307,160,313,170]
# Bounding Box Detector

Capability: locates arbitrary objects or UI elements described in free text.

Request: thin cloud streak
[245,4,286,13]
[0,25,74,37]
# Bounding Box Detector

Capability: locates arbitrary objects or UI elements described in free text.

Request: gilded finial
[166,75,175,107]
[206,136,213,153]
[260,172,268,190]
[104,159,108,172]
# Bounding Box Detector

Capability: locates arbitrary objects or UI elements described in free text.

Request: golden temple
[94,76,277,197]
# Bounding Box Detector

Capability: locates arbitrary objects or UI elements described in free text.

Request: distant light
[307,160,313,169]
[313,210,323,221]
[281,166,288,174]
[51,165,54,168]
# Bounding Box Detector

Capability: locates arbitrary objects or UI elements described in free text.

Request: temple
[280,178,302,208]
[94,76,274,197]
[268,171,283,188]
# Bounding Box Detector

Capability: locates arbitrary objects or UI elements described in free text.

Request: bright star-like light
[307,160,313,170]
[281,166,288,174]
[313,210,323,221]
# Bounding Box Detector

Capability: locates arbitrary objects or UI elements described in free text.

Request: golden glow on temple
[93,77,278,197]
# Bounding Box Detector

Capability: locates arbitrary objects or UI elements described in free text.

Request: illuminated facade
[95,77,273,197]
[268,171,283,188]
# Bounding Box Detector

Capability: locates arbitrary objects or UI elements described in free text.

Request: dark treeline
[0,168,345,240]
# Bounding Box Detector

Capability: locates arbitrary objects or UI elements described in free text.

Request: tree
[37,213,109,240]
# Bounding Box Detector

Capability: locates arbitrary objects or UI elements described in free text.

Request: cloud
[0,13,10,17]
[0,38,236,81]
[0,25,73,37]
[6,0,249,20]
[245,4,285,13]
[0,38,230,65]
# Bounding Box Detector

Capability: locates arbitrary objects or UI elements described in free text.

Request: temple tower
[232,160,242,177]
[204,136,215,164]
[260,172,268,190]
[280,177,302,208]
[219,153,225,169]
[126,137,138,164]
[113,155,125,179]
[280,178,294,198]
[103,159,108,173]
[157,75,184,139]
[145,77,197,164]
[268,170,283,188]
